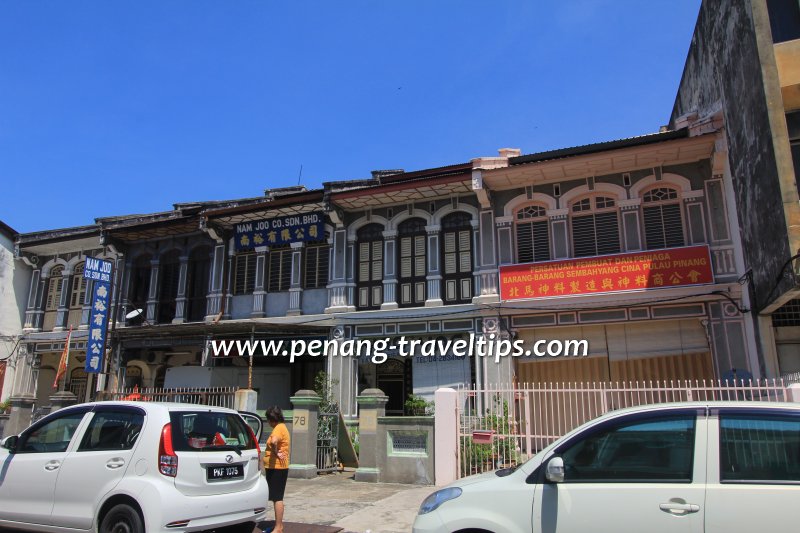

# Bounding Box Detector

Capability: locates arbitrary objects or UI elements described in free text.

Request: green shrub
[404,394,434,415]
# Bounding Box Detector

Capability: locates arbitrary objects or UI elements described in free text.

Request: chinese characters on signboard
[83,258,114,373]
[234,212,325,251]
[499,245,714,301]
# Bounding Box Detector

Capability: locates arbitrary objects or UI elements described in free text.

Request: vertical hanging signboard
[83,257,114,373]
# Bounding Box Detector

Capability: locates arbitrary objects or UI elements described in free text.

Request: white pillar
[434,387,459,486]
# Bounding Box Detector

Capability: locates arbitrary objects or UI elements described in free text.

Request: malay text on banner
[499,245,714,301]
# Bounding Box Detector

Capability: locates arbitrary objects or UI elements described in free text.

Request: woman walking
[263,406,290,533]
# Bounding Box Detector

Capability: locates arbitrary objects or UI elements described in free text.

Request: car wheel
[100,504,144,533]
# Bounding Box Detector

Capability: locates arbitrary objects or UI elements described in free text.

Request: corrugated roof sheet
[510,129,689,166]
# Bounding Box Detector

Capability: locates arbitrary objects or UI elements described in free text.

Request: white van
[0,402,268,533]
[414,402,800,533]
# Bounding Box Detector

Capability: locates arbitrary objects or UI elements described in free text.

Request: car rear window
[720,413,800,483]
[169,411,257,452]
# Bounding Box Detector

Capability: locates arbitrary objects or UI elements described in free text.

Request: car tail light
[159,423,178,477]
[245,424,261,457]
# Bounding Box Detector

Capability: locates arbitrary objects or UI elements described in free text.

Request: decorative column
[205,243,227,321]
[354,388,388,482]
[619,199,643,252]
[548,209,570,259]
[110,255,124,327]
[481,318,514,385]
[345,236,357,309]
[495,216,514,266]
[5,344,37,436]
[79,275,93,329]
[23,269,44,332]
[53,268,71,331]
[251,247,268,318]
[473,214,499,304]
[327,326,358,418]
[425,224,443,307]
[145,258,160,323]
[119,258,134,326]
[325,227,351,312]
[288,241,304,316]
[381,230,398,310]
[288,389,322,479]
[172,255,190,324]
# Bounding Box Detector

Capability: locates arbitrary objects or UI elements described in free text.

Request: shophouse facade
[5,224,110,434]
[321,166,503,417]
[4,122,771,431]
[471,125,760,387]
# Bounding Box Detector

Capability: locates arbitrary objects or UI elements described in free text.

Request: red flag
[53,327,72,389]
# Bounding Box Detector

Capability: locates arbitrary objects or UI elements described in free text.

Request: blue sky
[1,1,701,233]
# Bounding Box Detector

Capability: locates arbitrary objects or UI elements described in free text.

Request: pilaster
[380,230,398,310]
[425,225,443,307]
[288,241,304,316]
[146,258,160,323]
[251,247,268,318]
[172,255,190,324]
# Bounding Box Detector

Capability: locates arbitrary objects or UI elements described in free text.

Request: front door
[377,358,408,415]
[0,408,90,526]
[51,406,146,529]
[533,411,706,533]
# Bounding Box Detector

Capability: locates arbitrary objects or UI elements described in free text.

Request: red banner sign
[500,245,714,301]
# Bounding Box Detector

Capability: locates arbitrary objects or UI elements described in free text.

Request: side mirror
[2,435,19,454]
[545,456,565,483]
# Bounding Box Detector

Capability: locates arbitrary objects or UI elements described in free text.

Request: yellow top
[263,422,290,470]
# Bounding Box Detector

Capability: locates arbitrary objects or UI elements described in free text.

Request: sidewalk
[260,470,433,533]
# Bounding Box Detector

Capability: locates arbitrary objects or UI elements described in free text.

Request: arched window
[70,263,88,309]
[157,251,181,324]
[186,247,211,322]
[46,266,65,311]
[515,204,551,263]
[398,218,427,307]
[642,186,684,250]
[570,195,620,257]
[441,212,473,304]
[357,223,384,310]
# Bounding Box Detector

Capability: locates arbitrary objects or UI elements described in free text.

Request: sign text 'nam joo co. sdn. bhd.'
[234,212,325,251]
[83,257,114,373]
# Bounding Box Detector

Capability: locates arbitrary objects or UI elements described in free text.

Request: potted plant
[404,394,434,416]
[0,399,10,415]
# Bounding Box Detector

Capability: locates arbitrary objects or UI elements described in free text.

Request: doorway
[376,358,411,415]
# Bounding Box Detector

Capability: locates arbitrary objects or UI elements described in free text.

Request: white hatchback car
[0,401,268,533]
[414,401,800,533]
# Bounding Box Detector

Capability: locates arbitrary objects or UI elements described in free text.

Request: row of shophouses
[2,0,800,434]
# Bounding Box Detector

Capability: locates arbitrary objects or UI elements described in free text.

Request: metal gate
[457,378,792,478]
[316,407,339,472]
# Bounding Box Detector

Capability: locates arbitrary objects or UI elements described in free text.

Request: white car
[0,401,268,533]
[414,401,800,533]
